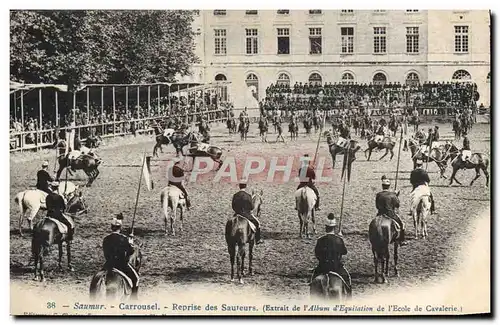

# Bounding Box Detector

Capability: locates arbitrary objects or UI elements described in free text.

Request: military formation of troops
[30,98,477,299]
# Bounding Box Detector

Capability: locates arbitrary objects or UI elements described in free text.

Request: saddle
[234,214,257,233]
[410,185,431,212]
[373,135,384,143]
[47,213,74,234]
[336,137,348,148]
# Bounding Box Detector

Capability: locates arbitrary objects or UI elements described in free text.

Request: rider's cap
[42,161,49,167]
[325,213,337,227]
[111,213,124,227]
[381,175,391,186]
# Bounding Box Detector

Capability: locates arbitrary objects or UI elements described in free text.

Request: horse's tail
[89,270,107,299]
[31,227,50,257]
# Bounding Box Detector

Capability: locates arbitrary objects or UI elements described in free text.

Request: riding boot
[399,228,408,246]
[430,194,436,214]
[315,196,321,211]
[185,197,192,210]
[255,227,264,244]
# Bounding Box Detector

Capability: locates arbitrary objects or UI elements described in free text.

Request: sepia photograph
[7,7,492,317]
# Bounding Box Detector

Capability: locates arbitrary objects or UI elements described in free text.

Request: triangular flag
[142,155,154,191]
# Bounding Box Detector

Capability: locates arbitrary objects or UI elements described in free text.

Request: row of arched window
[216,69,475,87]
[214,69,480,100]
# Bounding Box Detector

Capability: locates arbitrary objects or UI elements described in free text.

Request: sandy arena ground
[9,121,491,300]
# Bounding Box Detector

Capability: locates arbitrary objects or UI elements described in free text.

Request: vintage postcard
[9,9,491,316]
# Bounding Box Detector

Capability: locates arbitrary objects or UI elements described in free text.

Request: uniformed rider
[45,182,74,239]
[167,160,192,210]
[311,213,351,294]
[36,161,54,194]
[232,181,263,244]
[102,213,139,298]
[410,159,436,214]
[460,134,471,166]
[376,175,407,246]
[297,154,320,211]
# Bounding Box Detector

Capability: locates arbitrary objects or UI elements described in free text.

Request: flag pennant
[142,155,154,191]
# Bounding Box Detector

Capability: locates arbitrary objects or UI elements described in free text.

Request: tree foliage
[10,10,199,89]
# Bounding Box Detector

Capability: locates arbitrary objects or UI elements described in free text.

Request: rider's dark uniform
[46,191,74,240]
[232,188,262,243]
[376,189,405,241]
[312,233,351,291]
[297,164,320,210]
[168,163,191,208]
[36,169,54,194]
[102,230,139,296]
[410,166,436,213]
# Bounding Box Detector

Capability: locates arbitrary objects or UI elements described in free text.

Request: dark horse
[89,242,142,301]
[447,144,489,187]
[364,136,396,161]
[224,192,262,284]
[238,119,250,141]
[407,138,449,178]
[324,131,361,177]
[31,192,88,282]
[227,117,237,134]
[288,120,299,141]
[368,215,401,284]
[258,118,268,142]
[388,118,399,137]
[152,125,197,157]
[452,119,462,141]
[409,115,420,133]
[56,154,101,187]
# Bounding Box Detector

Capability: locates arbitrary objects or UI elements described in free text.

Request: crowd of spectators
[10,89,233,148]
[262,81,479,115]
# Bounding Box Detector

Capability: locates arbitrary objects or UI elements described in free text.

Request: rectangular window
[213,10,226,16]
[406,27,419,53]
[341,10,354,13]
[455,25,469,53]
[214,29,227,55]
[373,27,387,53]
[245,10,258,15]
[341,27,354,54]
[277,9,289,15]
[277,28,290,54]
[309,28,322,54]
[309,10,322,14]
[245,28,258,54]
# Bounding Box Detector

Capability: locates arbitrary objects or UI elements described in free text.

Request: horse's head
[66,191,88,216]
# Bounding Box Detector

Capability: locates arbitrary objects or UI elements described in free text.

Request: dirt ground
[9,121,491,300]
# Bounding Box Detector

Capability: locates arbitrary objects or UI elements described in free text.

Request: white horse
[14,181,78,236]
[410,185,432,239]
[160,185,187,236]
[294,186,317,239]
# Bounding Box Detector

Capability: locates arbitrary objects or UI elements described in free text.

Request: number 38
[47,302,56,309]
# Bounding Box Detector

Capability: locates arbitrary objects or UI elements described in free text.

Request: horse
[89,243,142,301]
[14,182,79,236]
[275,122,285,143]
[294,186,317,239]
[303,117,313,135]
[324,131,361,172]
[410,187,432,239]
[452,119,462,140]
[225,216,255,284]
[227,117,237,134]
[160,185,187,236]
[152,123,176,157]
[364,135,396,161]
[55,154,101,187]
[31,192,88,282]
[186,143,224,171]
[288,120,299,141]
[310,272,351,301]
[312,115,320,133]
[407,138,449,178]
[447,145,490,187]
[85,135,104,149]
[368,215,401,284]
[238,119,250,141]
[352,117,360,136]
[258,119,268,143]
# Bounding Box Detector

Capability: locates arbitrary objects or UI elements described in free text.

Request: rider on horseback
[311,213,351,293]
[232,180,263,244]
[410,159,436,214]
[297,154,321,211]
[46,182,74,240]
[376,176,407,246]
[460,134,472,167]
[36,161,54,194]
[102,213,139,298]
[168,160,192,210]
